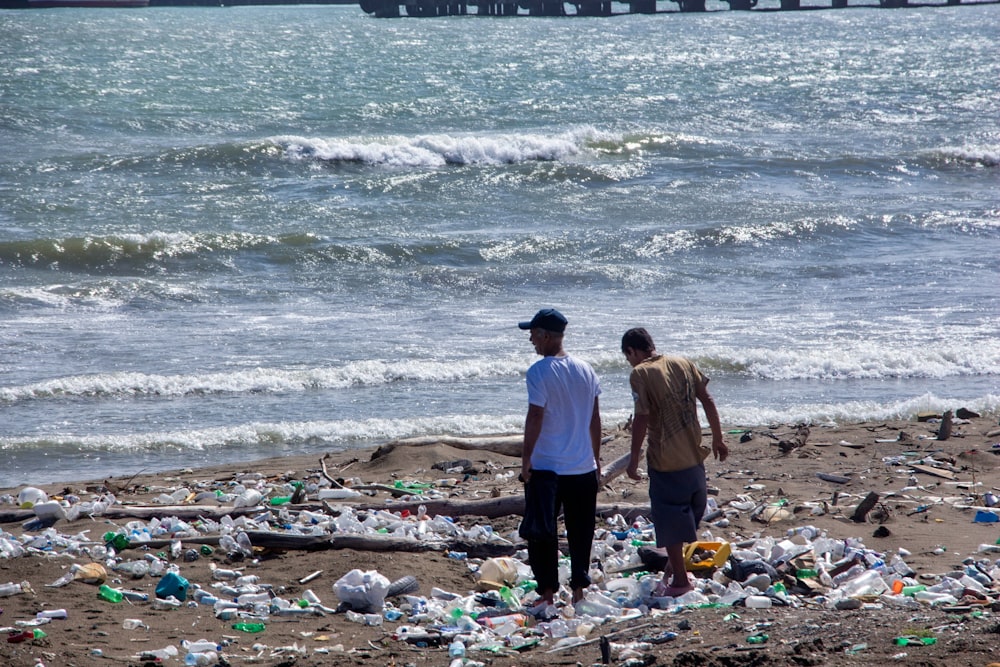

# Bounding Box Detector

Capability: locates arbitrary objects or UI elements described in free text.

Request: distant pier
[360,0,993,15]
[3,0,994,12]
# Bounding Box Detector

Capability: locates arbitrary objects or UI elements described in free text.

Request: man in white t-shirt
[517,308,602,610]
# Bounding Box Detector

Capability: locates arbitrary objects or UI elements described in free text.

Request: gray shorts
[648,464,707,547]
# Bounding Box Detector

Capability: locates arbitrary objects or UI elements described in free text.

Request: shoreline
[2,415,1000,666]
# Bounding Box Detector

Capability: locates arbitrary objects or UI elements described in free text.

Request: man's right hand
[626,460,642,481]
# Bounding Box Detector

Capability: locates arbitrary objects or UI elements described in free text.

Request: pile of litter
[4,464,1000,666]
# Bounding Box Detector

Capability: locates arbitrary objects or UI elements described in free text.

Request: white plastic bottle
[0,581,31,597]
[745,595,772,609]
[183,640,221,653]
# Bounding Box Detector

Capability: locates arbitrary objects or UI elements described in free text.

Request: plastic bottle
[831,563,866,587]
[232,622,266,633]
[448,640,466,658]
[185,652,219,666]
[837,569,888,598]
[116,560,150,579]
[913,590,958,605]
[122,589,150,602]
[152,596,183,610]
[98,584,123,603]
[234,489,262,508]
[0,581,31,597]
[103,531,130,552]
[123,619,148,630]
[211,566,242,581]
[479,613,529,628]
[142,645,179,660]
[36,609,68,619]
[236,591,270,606]
[183,640,221,653]
[745,595,772,609]
[6,629,35,643]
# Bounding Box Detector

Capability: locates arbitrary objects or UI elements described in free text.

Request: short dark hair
[621,328,655,354]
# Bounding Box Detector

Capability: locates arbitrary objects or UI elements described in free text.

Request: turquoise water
[1,5,998,486]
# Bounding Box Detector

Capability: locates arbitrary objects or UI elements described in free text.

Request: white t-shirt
[526,354,601,475]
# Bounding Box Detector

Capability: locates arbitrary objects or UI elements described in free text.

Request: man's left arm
[522,403,545,483]
[696,381,727,462]
[590,396,602,480]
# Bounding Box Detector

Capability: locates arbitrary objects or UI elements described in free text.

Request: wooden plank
[910,464,957,480]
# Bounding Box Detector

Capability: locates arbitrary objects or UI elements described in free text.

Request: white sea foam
[269,127,621,168]
[929,144,1000,168]
[0,358,528,404]
[722,394,1000,429]
[2,337,996,405]
[0,414,529,455]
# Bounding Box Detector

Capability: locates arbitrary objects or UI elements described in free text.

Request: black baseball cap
[518,308,567,333]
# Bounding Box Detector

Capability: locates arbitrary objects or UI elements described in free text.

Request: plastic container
[17,487,47,509]
[683,541,732,571]
[36,609,68,619]
[33,500,66,522]
[156,571,190,601]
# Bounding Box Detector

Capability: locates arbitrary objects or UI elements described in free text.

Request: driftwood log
[371,434,524,460]
[0,449,639,527]
[370,433,618,462]
[0,504,264,525]
[777,425,810,454]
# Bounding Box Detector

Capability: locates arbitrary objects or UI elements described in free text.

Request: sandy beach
[3,413,1000,667]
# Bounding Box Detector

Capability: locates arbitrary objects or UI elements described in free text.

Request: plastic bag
[333,569,390,613]
[476,557,520,591]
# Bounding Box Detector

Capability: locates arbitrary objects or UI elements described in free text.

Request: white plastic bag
[333,569,390,612]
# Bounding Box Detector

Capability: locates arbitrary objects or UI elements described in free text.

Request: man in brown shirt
[622,327,727,597]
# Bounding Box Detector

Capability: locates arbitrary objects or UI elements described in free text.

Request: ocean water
[1,4,998,488]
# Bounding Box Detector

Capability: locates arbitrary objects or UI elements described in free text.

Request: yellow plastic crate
[683,541,731,571]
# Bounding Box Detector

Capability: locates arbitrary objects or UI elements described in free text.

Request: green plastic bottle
[232,622,266,633]
[499,586,520,608]
[103,531,130,551]
[98,584,123,603]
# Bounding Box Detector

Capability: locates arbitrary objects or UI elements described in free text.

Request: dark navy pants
[523,469,598,595]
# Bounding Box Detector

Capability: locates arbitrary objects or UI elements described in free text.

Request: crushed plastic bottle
[0,580,32,597]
